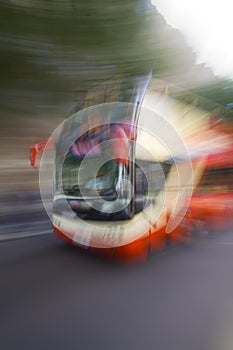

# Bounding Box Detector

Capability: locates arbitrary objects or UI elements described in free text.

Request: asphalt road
[1,229,233,350]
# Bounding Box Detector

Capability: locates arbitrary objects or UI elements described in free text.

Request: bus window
[196,167,233,193]
[54,120,135,221]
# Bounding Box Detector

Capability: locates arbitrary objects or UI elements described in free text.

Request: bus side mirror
[30,141,46,169]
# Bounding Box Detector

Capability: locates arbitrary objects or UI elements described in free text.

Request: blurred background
[1,1,233,349]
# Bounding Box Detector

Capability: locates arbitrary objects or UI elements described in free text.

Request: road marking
[0,230,52,243]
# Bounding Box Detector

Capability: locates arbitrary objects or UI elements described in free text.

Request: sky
[152,0,233,79]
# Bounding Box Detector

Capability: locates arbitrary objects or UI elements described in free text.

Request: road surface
[1,227,233,350]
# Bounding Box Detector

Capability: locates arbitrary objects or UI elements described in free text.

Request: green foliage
[0,0,201,115]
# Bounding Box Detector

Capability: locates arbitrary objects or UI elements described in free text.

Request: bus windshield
[62,155,118,198]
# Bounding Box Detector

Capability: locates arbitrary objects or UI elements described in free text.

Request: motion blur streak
[0,0,201,237]
[0,1,233,349]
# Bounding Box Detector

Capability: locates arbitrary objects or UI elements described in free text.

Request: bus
[30,88,233,262]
